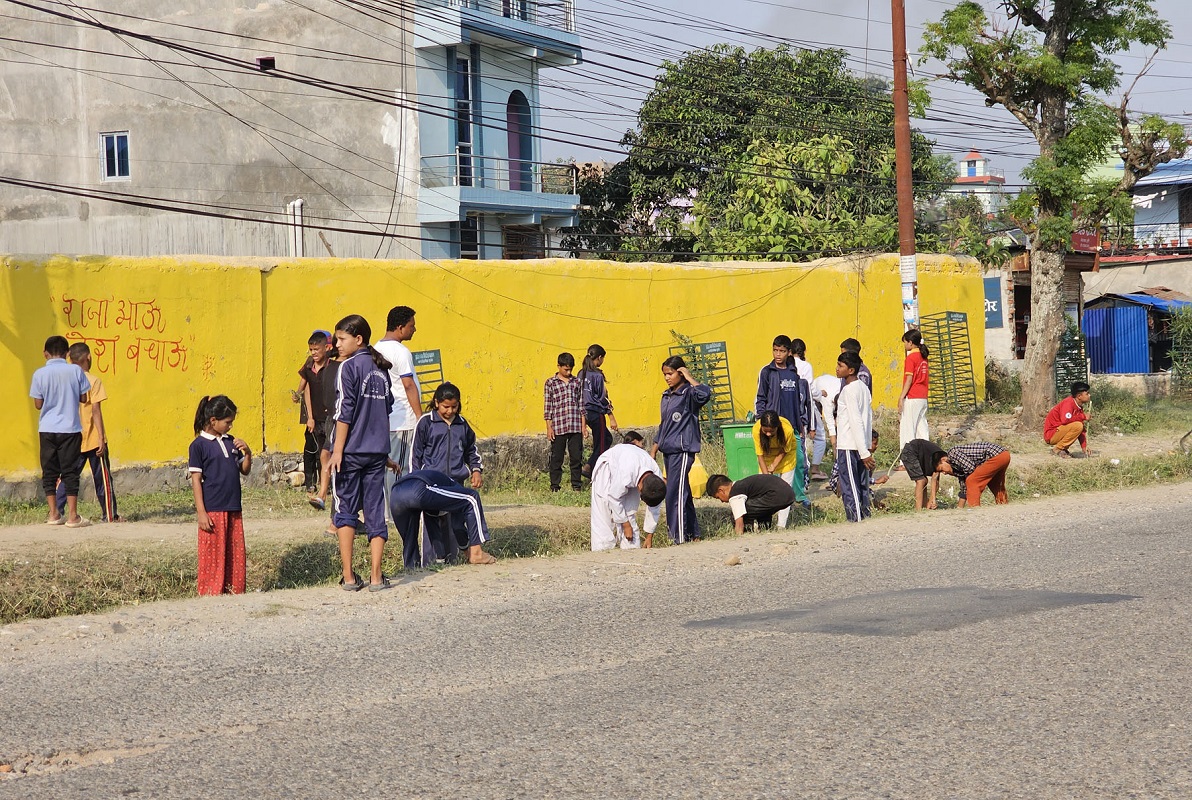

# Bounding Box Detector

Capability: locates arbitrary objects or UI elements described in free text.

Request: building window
[1179,186,1192,227]
[460,214,479,259]
[455,57,473,187]
[100,132,130,180]
[503,0,529,21]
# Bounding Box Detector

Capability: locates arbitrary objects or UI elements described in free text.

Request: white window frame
[100,131,131,181]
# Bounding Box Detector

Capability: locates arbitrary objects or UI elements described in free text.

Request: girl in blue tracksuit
[579,344,618,475]
[328,314,393,592]
[411,382,483,489]
[649,356,712,545]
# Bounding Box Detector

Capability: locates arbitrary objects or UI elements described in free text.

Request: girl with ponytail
[578,343,617,476]
[898,328,931,451]
[189,394,252,595]
[328,314,395,592]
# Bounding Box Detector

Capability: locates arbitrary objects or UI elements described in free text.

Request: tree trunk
[1018,247,1066,429]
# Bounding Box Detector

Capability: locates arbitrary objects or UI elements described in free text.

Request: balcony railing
[421,152,578,195]
[441,0,576,33]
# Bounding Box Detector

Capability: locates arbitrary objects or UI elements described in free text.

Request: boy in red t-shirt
[1044,381,1091,458]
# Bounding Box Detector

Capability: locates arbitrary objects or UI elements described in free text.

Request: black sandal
[340,572,366,592]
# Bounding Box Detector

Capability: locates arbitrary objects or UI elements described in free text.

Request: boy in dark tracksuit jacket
[650,357,712,545]
[755,336,809,503]
[389,469,495,568]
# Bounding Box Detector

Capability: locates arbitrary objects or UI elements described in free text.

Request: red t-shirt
[904,351,929,399]
[1044,397,1088,445]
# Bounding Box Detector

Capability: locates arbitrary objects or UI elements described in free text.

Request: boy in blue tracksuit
[649,357,712,545]
[755,335,809,504]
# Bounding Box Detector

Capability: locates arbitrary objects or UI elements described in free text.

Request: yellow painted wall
[2,253,983,478]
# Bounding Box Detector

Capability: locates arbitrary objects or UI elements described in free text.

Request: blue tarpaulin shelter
[1083,290,1191,374]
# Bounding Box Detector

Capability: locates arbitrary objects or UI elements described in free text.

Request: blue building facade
[414,0,581,259]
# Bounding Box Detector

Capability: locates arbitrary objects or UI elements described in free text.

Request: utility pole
[891,0,919,328]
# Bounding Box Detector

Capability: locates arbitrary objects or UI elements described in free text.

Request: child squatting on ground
[707,472,796,535]
[589,437,667,551]
[1044,381,1093,458]
[411,382,496,564]
[328,314,395,592]
[189,395,252,595]
[30,335,92,528]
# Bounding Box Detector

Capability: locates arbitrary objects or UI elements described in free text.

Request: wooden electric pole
[891,0,919,328]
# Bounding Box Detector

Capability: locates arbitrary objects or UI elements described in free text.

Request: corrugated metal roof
[1134,158,1192,187]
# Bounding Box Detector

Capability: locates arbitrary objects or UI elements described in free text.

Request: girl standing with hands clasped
[189,395,252,596]
[650,356,712,545]
[898,329,930,451]
[328,314,394,592]
[579,344,617,478]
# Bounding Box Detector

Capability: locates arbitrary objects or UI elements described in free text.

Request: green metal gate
[920,310,978,412]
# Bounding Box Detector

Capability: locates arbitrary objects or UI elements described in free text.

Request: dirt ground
[1,416,1188,556]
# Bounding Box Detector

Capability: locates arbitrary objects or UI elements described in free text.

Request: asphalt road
[1,483,1190,798]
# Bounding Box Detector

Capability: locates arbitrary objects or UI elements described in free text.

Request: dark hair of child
[640,473,667,506]
[790,338,806,358]
[838,351,863,373]
[558,352,575,369]
[661,354,687,374]
[772,335,792,349]
[581,344,606,375]
[193,395,238,435]
[1070,381,1090,396]
[840,337,862,354]
[930,450,945,472]
[429,381,462,412]
[334,314,391,371]
[757,409,787,451]
[902,328,929,359]
[622,430,644,444]
[67,341,90,361]
[386,306,415,331]
[44,335,69,357]
[705,474,733,496]
[308,330,329,346]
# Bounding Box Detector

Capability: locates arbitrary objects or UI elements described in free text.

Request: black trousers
[303,424,327,489]
[548,432,583,490]
[40,432,82,496]
[55,448,119,521]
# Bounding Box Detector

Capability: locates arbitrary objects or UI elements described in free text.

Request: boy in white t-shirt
[374,306,422,523]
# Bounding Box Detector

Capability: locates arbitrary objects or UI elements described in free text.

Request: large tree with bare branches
[921,0,1187,424]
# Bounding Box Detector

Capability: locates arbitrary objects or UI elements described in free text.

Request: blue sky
[540,0,1192,184]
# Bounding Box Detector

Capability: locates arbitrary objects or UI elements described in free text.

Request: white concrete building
[952,150,1006,216]
[0,0,580,259]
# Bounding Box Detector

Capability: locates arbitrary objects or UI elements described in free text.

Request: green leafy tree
[600,45,953,261]
[921,0,1189,426]
[919,193,1012,266]
[691,136,898,260]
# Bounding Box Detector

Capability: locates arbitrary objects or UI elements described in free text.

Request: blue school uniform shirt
[188,433,244,512]
[29,358,90,433]
[333,349,394,455]
[755,360,805,433]
[657,382,713,454]
[411,411,483,484]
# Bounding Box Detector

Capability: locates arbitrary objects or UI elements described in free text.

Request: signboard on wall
[984,277,1004,328]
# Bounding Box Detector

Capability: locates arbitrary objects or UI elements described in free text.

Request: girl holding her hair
[751,410,798,527]
[650,356,712,545]
[188,394,252,595]
[898,329,931,451]
[579,344,617,476]
[328,314,394,592]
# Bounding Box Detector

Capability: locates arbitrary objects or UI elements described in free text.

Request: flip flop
[45,517,65,526]
[308,496,326,511]
[65,517,91,528]
[468,552,497,565]
[340,572,366,592]
[368,576,392,593]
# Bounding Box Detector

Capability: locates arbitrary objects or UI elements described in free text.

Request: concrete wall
[1,253,985,479]
[0,1,420,260]
[1132,187,1184,246]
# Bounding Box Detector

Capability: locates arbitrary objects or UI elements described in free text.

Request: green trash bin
[721,422,759,482]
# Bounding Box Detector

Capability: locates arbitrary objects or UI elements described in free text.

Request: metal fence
[420,153,578,195]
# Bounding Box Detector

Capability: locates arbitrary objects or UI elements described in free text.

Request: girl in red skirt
[188,395,253,595]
